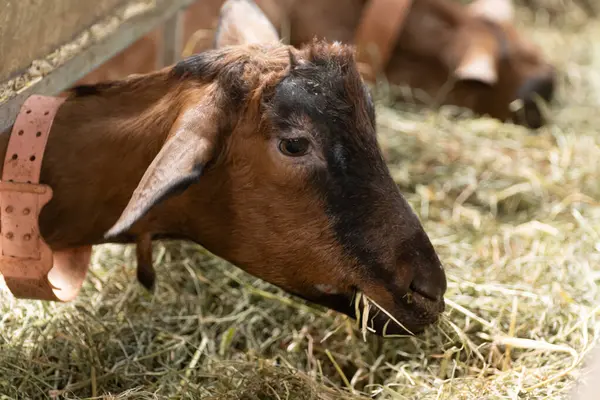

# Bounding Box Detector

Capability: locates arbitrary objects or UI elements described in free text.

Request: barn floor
[1,4,600,400]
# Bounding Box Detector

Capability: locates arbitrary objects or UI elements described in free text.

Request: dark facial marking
[332,142,347,171]
[268,50,401,282]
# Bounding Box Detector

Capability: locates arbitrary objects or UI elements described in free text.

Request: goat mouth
[510,99,546,129]
[350,289,445,337]
[298,286,444,338]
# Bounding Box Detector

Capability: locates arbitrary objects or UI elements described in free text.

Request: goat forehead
[273,70,351,115]
[480,19,509,60]
[477,19,543,64]
[271,66,412,277]
[271,67,376,146]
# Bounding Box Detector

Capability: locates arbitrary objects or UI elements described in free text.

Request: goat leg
[135,233,156,291]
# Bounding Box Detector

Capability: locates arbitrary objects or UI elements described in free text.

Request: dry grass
[2,3,600,400]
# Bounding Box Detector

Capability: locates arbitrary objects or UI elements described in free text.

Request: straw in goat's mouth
[352,291,415,341]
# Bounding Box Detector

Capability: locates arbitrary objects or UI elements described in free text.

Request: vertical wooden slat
[159,10,184,68]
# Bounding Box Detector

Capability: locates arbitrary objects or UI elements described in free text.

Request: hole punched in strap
[0,95,92,302]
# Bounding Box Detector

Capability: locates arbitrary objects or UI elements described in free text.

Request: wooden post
[159,10,184,68]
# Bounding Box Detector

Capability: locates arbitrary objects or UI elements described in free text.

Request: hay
[2,3,600,400]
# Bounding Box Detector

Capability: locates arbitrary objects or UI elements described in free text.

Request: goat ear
[214,0,280,48]
[454,46,498,85]
[104,100,219,239]
[468,0,514,24]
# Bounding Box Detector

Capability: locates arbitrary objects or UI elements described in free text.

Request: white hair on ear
[214,0,280,48]
[468,0,514,24]
[455,47,498,85]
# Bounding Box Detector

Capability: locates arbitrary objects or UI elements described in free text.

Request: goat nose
[409,262,447,302]
[514,69,556,129]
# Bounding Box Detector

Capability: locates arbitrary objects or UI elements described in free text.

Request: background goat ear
[468,0,514,24]
[105,100,220,239]
[454,46,498,85]
[214,0,280,48]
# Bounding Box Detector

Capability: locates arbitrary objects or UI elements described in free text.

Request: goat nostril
[514,74,555,129]
[409,271,446,302]
[518,74,555,104]
[410,282,440,302]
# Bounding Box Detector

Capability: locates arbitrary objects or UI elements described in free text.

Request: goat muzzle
[513,67,556,129]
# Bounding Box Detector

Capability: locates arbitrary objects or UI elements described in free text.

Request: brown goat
[0,0,446,336]
[78,0,555,129]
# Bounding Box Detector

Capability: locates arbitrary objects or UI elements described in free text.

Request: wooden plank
[160,11,185,68]
[0,0,128,83]
[0,0,197,134]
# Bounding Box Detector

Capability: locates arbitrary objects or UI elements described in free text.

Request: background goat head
[78,0,556,129]
[35,0,446,336]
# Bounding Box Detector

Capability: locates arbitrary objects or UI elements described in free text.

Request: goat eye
[278,138,310,157]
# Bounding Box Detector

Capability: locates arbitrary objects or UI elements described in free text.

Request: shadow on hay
[0,241,456,399]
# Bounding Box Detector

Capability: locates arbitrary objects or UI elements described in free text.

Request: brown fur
[77,0,555,128]
[136,232,155,290]
[0,1,447,336]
